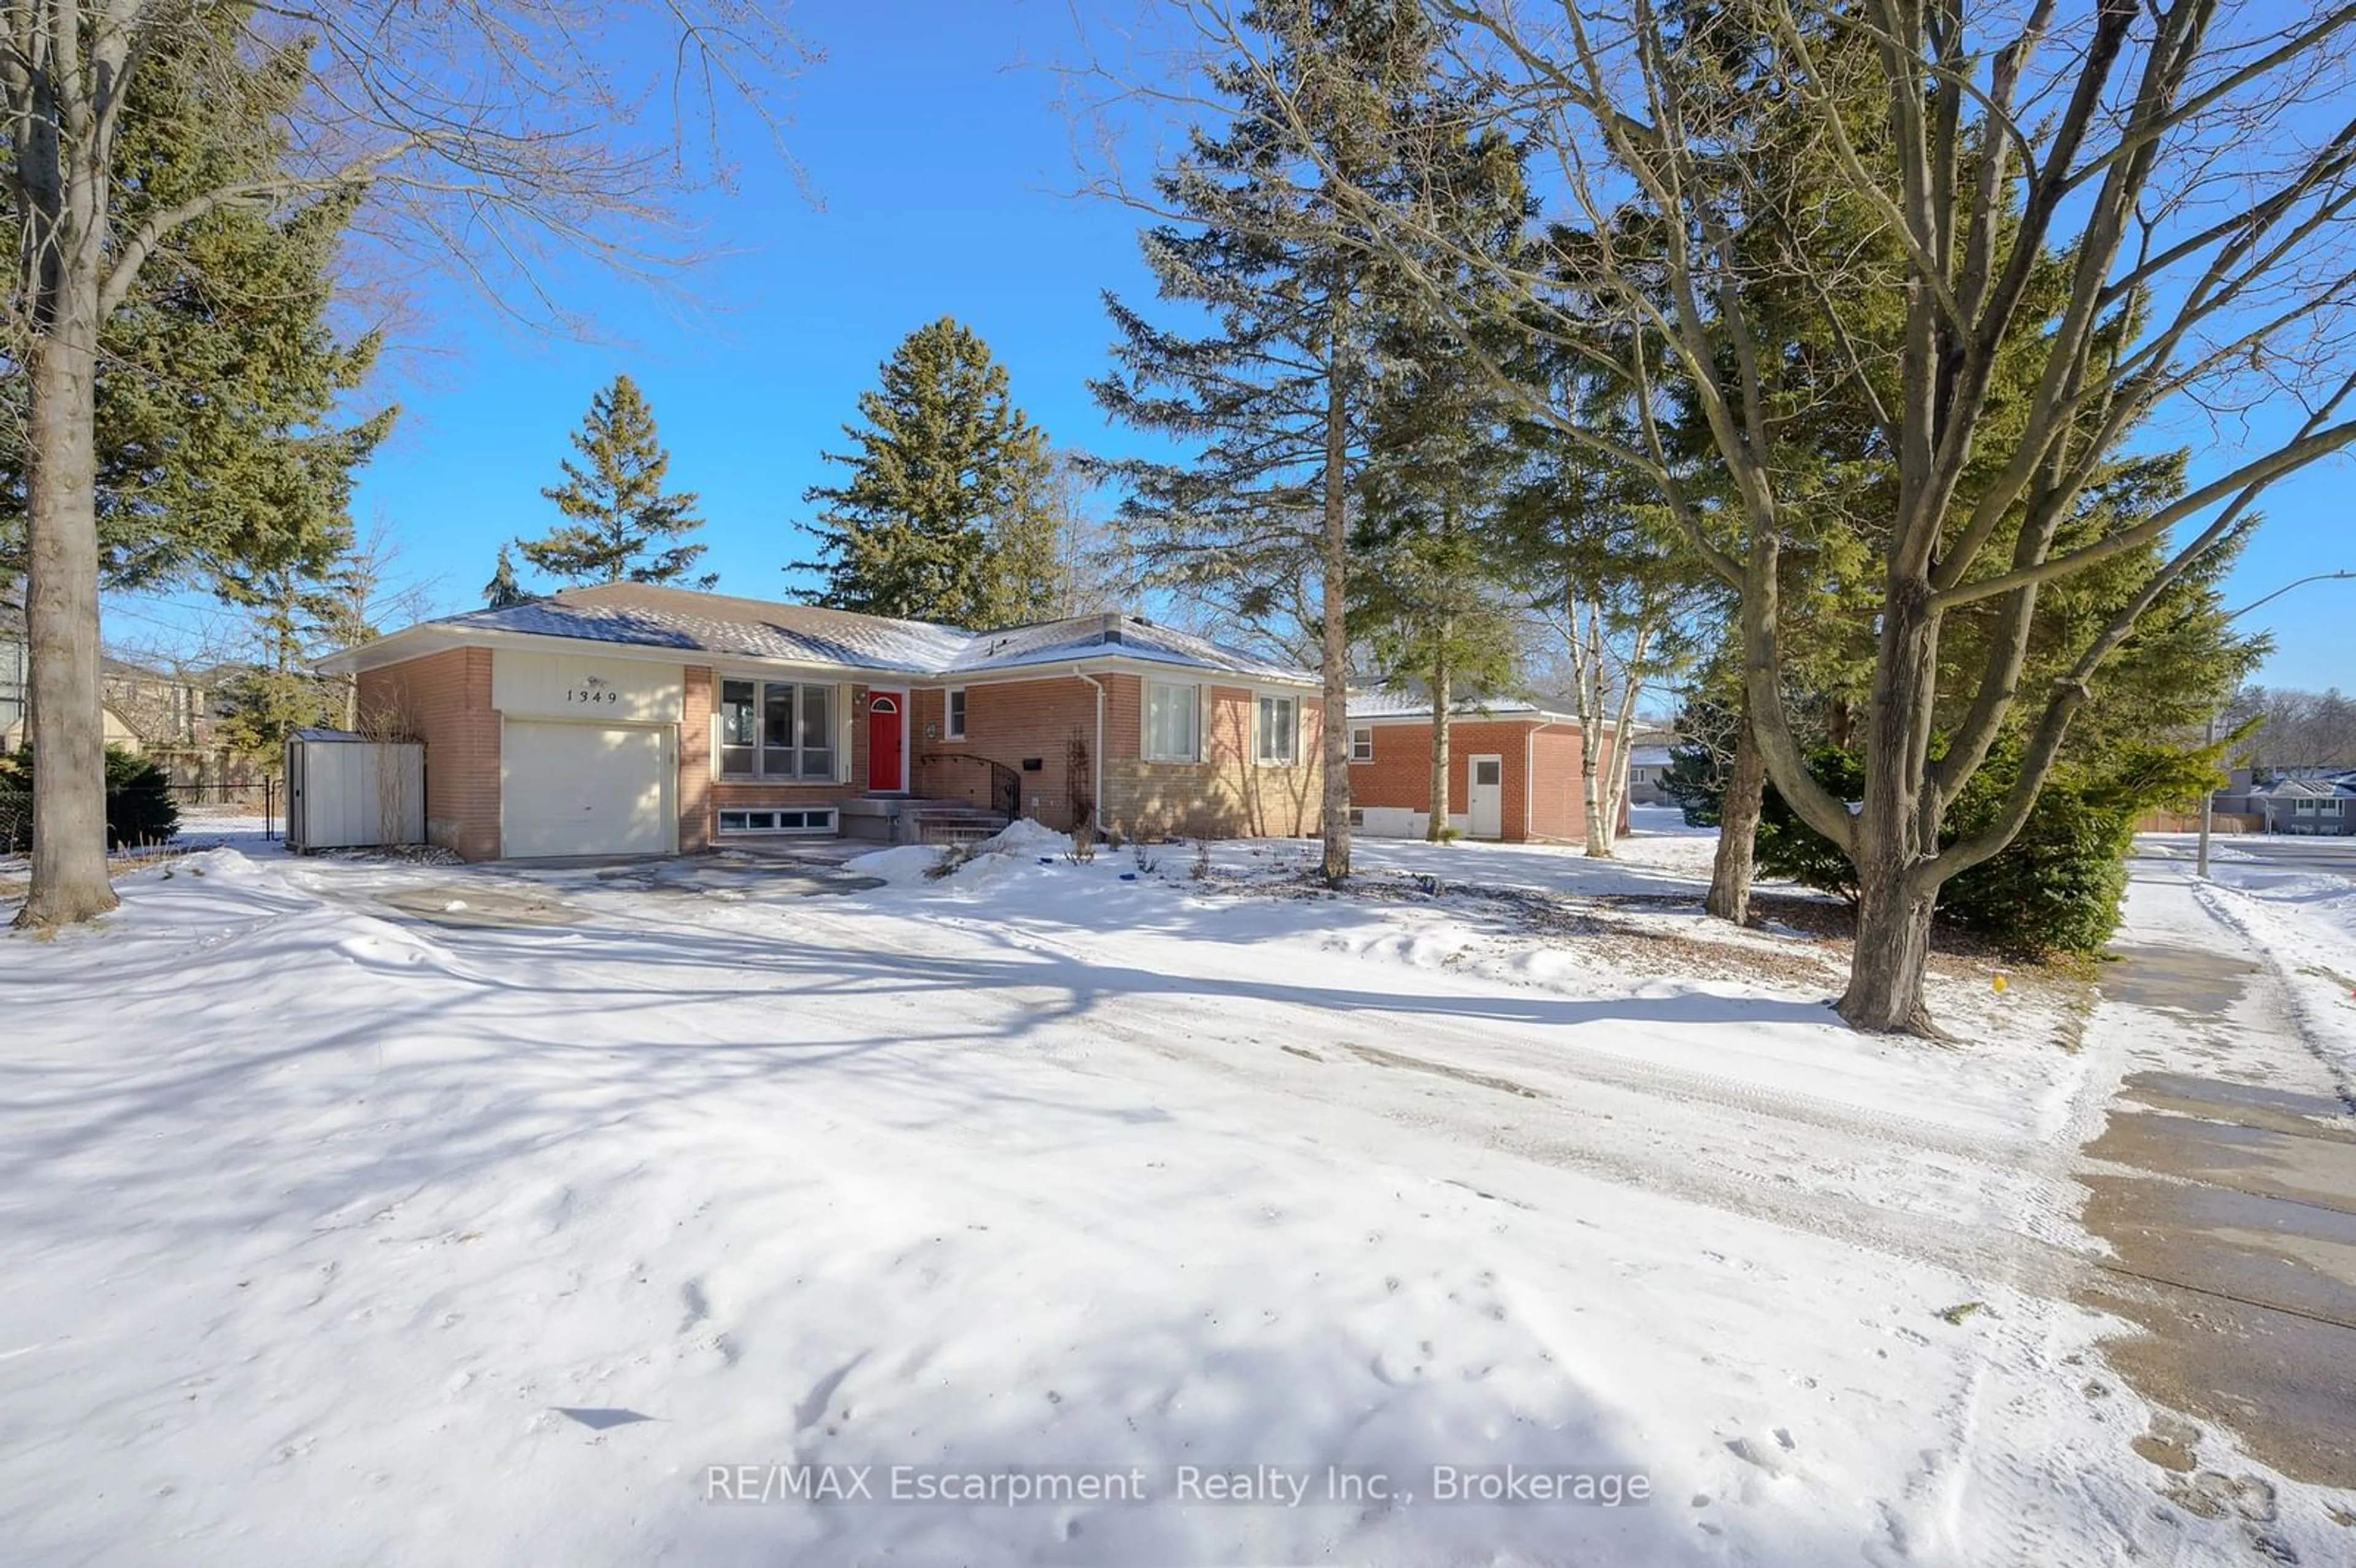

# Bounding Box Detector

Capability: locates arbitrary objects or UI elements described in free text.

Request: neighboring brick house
[317,583,1323,861]
[1344,693,1622,842]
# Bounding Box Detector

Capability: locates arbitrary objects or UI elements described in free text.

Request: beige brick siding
[355,648,500,860]
[1105,677,1324,839]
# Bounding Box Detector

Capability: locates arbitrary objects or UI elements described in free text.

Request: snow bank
[844,844,946,885]
[971,817,1072,859]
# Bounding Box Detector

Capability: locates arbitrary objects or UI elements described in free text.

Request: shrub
[0,745,180,852]
[1752,744,2154,956]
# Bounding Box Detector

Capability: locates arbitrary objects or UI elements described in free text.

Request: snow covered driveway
[0,834,2315,1565]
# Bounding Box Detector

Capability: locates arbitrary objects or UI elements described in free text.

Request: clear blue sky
[107,0,2354,691]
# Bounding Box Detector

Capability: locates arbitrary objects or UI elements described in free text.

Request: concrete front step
[839,794,1012,846]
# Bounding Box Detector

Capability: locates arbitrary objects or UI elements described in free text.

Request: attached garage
[501,719,676,857]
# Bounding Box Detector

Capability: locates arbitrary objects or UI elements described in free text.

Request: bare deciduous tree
[1225,0,2356,1031]
[3,0,812,925]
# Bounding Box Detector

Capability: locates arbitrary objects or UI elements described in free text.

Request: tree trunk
[1838,856,1940,1034]
[1706,705,1765,924]
[1836,583,1944,1033]
[1426,635,1450,843]
[18,292,119,926]
[1580,603,1611,858]
[1318,332,1351,885]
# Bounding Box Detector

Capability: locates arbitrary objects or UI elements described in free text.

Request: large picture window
[718,679,834,780]
[1256,694,1298,766]
[1145,680,1201,762]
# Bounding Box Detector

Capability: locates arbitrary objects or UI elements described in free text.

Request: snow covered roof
[2250,775,2356,799]
[1628,746,1674,767]
[1345,691,1588,725]
[320,585,1316,686]
[945,613,1311,682]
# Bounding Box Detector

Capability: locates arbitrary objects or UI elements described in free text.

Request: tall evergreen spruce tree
[1093,0,1471,883]
[1357,319,1523,843]
[794,318,1063,627]
[520,376,712,590]
[0,6,392,594]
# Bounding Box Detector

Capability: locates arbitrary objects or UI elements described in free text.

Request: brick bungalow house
[316,583,1325,861]
[1344,693,1621,842]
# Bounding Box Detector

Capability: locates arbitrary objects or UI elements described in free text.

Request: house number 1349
[566,688,619,705]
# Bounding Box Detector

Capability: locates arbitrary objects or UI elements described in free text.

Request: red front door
[868,694,904,791]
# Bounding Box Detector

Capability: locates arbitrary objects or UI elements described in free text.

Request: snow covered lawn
[0,825,2302,1564]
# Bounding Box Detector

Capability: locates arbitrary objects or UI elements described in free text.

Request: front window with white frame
[1256,694,1299,766]
[945,686,967,739]
[1144,680,1201,762]
[1349,725,1374,763]
[717,678,834,780]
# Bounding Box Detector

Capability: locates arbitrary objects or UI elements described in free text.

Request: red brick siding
[695,671,872,841]
[1528,724,1585,840]
[680,666,713,853]
[355,648,500,860]
[911,676,1105,831]
[1351,718,1539,839]
[1347,716,1624,842]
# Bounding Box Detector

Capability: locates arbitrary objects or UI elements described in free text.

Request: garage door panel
[502,721,671,857]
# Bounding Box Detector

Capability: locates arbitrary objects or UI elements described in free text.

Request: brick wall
[1528,724,1584,840]
[909,672,1324,838]
[680,666,712,853]
[1529,723,1628,841]
[1350,718,1539,838]
[911,675,1103,830]
[1347,716,1630,842]
[694,671,872,844]
[1104,678,1325,839]
[355,648,499,860]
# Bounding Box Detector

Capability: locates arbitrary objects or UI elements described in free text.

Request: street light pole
[2198,569,2356,879]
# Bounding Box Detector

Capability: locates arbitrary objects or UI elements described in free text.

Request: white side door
[1468,755,1504,839]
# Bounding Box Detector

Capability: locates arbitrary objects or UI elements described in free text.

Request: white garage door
[501,720,673,858]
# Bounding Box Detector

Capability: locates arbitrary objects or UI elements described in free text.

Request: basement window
[717,807,837,835]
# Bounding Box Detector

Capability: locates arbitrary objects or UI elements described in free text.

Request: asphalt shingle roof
[359,584,1314,685]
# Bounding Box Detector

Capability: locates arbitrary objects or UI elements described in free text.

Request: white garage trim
[500,717,677,858]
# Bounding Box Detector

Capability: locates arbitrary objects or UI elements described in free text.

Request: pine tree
[1092,0,1477,882]
[1353,115,1529,845]
[484,544,532,609]
[520,375,713,590]
[793,318,1063,627]
[0,4,393,592]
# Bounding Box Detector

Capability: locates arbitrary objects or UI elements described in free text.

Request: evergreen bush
[1747,744,2169,956]
[0,746,180,853]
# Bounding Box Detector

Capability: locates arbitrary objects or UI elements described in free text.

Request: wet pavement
[373,847,888,929]
[2077,940,2356,1491]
